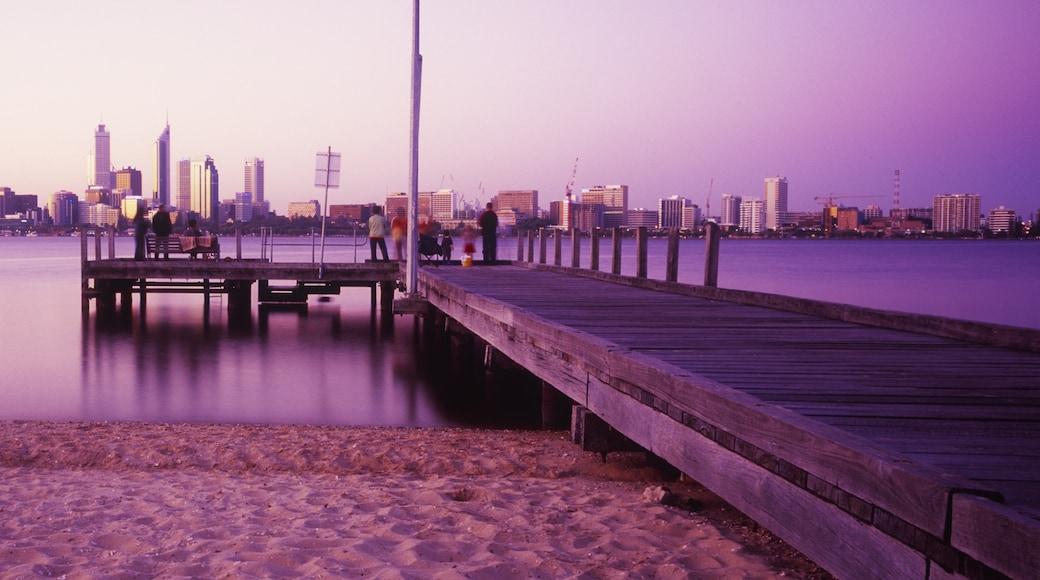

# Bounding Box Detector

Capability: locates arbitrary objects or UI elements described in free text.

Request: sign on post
[315,148,342,277]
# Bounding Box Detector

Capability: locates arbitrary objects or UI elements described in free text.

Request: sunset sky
[1,1,1037,217]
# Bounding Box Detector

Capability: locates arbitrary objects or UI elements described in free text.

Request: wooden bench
[146,235,220,259]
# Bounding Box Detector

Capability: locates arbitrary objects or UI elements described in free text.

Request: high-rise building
[720,194,742,227]
[431,189,457,223]
[496,190,538,220]
[154,123,170,205]
[581,185,628,228]
[764,177,788,231]
[234,192,254,222]
[244,158,264,203]
[115,167,143,198]
[189,156,219,222]
[90,124,112,189]
[739,198,765,234]
[987,206,1016,234]
[932,194,981,233]
[177,158,191,211]
[658,195,687,229]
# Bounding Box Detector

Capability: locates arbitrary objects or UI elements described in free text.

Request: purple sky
[1,1,1037,217]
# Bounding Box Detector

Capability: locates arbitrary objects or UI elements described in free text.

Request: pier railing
[517,225,722,286]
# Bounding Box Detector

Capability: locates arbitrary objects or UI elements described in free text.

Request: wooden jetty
[80,232,401,320]
[416,261,1040,580]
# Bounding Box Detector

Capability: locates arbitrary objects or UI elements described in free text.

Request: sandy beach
[0,422,829,578]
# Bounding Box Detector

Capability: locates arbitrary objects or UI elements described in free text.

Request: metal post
[405,0,422,296]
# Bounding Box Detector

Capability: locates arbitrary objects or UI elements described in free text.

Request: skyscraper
[154,123,170,205]
[739,198,765,234]
[177,158,191,211]
[764,177,788,231]
[720,194,742,227]
[244,158,264,203]
[115,167,143,197]
[932,194,981,233]
[190,156,219,222]
[90,124,112,189]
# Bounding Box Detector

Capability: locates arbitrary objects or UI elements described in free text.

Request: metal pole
[319,145,331,278]
[405,0,421,295]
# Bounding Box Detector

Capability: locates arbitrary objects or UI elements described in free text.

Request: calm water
[1,236,1036,425]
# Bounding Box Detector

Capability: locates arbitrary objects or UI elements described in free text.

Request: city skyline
[1,2,1038,217]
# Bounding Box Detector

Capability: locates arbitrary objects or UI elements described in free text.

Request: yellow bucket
[462,255,473,267]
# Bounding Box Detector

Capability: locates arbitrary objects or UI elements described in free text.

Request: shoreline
[0,421,831,578]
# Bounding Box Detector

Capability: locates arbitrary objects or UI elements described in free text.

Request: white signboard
[314,151,342,188]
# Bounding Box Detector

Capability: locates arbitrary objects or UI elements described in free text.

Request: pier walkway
[416,262,1040,579]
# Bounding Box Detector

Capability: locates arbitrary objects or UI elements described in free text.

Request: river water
[1,235,1035,426]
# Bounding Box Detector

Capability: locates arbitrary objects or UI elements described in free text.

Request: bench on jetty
[145,234,220,260]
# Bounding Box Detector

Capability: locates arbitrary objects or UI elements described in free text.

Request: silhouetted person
[133,204,149,261]
[368,207,390,262]
[478,202,498,262]
[151,204,173,259]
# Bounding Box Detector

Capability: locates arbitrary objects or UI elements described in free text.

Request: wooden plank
[951,494,1040,580]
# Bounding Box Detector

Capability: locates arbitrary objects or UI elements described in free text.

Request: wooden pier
[416,262,1040,580]
[80,232,401,320]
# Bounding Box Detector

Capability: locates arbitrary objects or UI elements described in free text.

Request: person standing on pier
[133,203,149,261]
[479,202,498,263]
[368,206,390,262]
[391,207,407,260]
[151,204,173,260]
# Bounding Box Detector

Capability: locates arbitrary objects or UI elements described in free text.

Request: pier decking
[416,262,1040,579]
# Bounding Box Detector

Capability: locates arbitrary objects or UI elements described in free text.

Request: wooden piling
[553,229,562,266]
[590,228,601,271]
[704,222,721,287]
[611,227,622,275]
[570,228,581,268]
[666,227,679,282]
[538,228,548,264]
[636,227,648,278]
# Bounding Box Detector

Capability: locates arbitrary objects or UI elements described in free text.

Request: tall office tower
[115,167,143,198]
[0,187,15,216]
[496,190,538,220]
[581,185,628,228]
[189,156,219,222]
[177,158,192,211]
[932,194,981,233]
[720,194,742,227]
[658,195,688,228]
[739,198,765,234]
[764,177,788,231]
[431,189,457,222]
[244,158,264,203]
[90,124,113,189]
[154,123,170,205]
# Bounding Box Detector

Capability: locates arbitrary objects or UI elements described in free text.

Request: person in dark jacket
[151,204,173,259]
[478,202,498,263]
[133,204,149,261]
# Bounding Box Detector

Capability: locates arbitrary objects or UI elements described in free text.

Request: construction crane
[564,157,579,201]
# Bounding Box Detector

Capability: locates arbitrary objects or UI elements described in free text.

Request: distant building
[177,158,191,213]
[49,191,78,226]
[582,185,628,228]
[329,204,373,223]
[244,158,264,203]
[863,205,883,221]
[234,192,253,222]
[81,201,121,227]
[988,206,1016,234]
[764,177,788,231]
[720,194,742,228]
[431,189,456,223]
[189,156,219,222]
[627,208,658,228]
[683,204,701,229]
[90,124,112,189]
[154,123,170,205]
[836,207,860,231]
[115,167,143,198]
[288,200,320,219]
[933,194,981,233]
[497,190,538,221]
[385,192,433,224]
[569,203,603,232]
[739,198,765,234]
[658,195,688,229]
